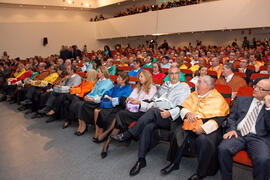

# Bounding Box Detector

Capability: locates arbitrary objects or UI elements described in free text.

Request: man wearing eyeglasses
[218,79,270,180]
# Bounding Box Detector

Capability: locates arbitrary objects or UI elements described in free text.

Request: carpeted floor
[0,101,253,180]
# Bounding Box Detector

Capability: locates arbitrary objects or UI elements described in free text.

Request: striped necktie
[240,102,261,136]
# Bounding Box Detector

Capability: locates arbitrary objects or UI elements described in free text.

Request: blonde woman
[75,66,114,135]
[100,70,157,158]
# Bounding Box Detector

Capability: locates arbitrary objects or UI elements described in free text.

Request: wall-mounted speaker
[43,37,48,46]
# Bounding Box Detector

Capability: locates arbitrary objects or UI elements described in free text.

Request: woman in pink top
[100,70,157,158]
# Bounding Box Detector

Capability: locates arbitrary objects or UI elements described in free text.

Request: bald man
[219,79,270,180]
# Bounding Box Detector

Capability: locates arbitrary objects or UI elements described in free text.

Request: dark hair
[164,56,170,60]
[58,66,67,78]
[224,62,234,72]
[152,62,162,73]
[71,65,77,73]
[134,59,141,66]
[94,58,102,68]
[118,71,130,85]
[51,65,58,72]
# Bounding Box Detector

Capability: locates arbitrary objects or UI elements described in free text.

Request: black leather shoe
[160,163,179,175]
[25,109,32,114]
[31,113,43,119]
[110,133,130,142]
[17,106,27,111]
[46,117,56,123]
[20,99,32,105]
[9,100,17,104]
[38,107,50,114]
[187,174,204,180]
[129,160,146,176]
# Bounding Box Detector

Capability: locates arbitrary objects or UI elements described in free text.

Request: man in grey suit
[218,79,270,180]
[39,65,81,122]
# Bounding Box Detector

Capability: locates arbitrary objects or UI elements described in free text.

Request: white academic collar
[225,73,234,83]
[134,68,141,72]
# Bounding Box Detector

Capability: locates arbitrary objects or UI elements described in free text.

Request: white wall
[0,6,103,58]
[96,0,270,39]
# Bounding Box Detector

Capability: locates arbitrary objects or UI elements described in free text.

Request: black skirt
[64,94,85,123]
[115,110,145,131]
[96,106,123,130]
[79,101,100,124]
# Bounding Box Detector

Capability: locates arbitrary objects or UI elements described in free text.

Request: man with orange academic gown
[161,75,229,180]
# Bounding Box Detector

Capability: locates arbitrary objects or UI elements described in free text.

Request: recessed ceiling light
[85,3,89,7]
[68,0,72,4]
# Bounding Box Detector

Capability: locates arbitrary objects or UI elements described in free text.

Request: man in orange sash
[161,75,229,180]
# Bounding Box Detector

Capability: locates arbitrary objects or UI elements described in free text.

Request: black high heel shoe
[101,145,109,159]
[62,122,69,129]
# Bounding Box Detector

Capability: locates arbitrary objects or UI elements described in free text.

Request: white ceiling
[0,0,130,9]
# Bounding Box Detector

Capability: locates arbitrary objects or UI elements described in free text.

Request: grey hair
[201,75,214,90]
[169,66,180,73]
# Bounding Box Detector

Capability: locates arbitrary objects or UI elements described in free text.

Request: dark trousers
[25,86,39,100]
[218,133,270,180]
[167,126,222,177]
[128,108,171,159]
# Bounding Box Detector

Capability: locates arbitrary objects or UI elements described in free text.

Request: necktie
[240,102,261,136]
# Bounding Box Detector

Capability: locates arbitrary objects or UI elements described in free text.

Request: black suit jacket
[227,96,270,144]
[236,68,253,84]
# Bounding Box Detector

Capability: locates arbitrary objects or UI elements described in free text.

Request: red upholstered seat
[233,151,252,167]
[214,84,231,106]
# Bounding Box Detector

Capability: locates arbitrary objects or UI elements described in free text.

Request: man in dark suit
[218,79,270,180]
[236,58,254,85]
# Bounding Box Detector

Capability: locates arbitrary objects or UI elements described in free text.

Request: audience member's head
[253,79,270,101]
[137,70,153,94]
[65,59,71,66]
[152,62,162,74]
[239,59,249,69]
[212,57,220,67]
[197,75,214,96]
[222,62,234,77]
[117,71,130,85]
[97,66,109,80]
[133,59,141,70]
[86,69,97,82]
[168,67,180,84]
